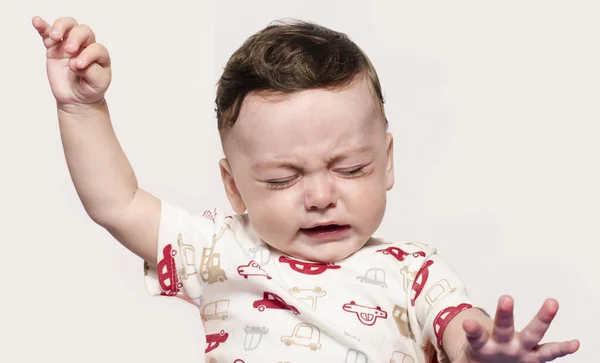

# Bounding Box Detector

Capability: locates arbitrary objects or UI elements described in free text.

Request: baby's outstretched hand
[454,296,579,363]
[32,16,111,111]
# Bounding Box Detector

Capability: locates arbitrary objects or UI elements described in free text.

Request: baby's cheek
[352,184,387,230]
[249,200,294,239]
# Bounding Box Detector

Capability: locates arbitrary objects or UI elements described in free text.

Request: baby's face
[220,76,394,263]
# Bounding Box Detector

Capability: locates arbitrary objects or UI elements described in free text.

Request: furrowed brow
[327,145,373,164]
[252,160,304,171]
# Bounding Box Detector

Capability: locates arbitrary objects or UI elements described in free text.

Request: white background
[2,0,597,362]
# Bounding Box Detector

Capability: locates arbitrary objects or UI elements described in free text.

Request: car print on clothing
[200,225,230,284]
[205,329,229,353]
[281,323,322,351]
[345,348,368,363]
[249,244,271,264]
[390,350,415,363]
[376,246,426,262]
[244,326,269,351]
[253,291,300,315]
[202,208,218,223]
[201,299,230,321]
[278,256,341,275]
[411,259,434,306]
[289,287,327,310]
[424,279,457,314]
[342,301,388,326]
[177,234,197,280]
[433,303,472,349]
[357,267,387,287]
[238,260,272,279]
[392,305,415,341]
[157,243,182,296]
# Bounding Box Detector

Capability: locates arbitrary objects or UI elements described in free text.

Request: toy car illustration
[345,348,368,363]
[237,260,272,279]
[289,286,327,310]
[357,267,387,287]
[433,303,472,349]
[243,326,269,350]
[281,323,321,351]
[279,256,340,275]
[157,244,183,296]
[390,351,415,363]
[205,329,229,353]
[342,301,387,326]
[248,245,271,264]
[253,291,300,315]
[376,247,426,262]
[411,260,434,306]
[177,234,197,280]
[201,299,230,321]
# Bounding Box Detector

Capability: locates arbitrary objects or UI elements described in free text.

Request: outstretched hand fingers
[520,298,558,350]
[463,319,490,351]
[535,339,580,361]
[492,295,515,343]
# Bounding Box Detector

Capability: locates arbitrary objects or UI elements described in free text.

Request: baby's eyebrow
[252,160,303,171]
[252,145,372,171]
[326,145,372,164]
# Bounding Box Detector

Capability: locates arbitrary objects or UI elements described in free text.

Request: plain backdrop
[1,0,597,362]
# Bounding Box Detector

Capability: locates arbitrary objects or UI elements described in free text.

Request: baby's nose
[304,174,337,210]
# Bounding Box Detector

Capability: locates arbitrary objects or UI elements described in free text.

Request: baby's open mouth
[300,224,351,239]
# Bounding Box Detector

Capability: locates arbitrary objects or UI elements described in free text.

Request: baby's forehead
[222,78,387,159]
[227,113,385,168]
[240,88,382,130]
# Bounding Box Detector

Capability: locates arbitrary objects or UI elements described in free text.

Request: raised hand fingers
[32,16,54,48]
[535,339,580,361]
[33,16,79,49]
[492,295,515,343]
[69,42,111,71]
[463,319,490,351]
[520,298,558,350]
[63,24,96,55]
[48,17,78,41]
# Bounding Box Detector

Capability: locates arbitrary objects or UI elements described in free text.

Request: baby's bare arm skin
[34,16,159,263]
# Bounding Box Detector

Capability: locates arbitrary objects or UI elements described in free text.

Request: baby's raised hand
[455,296,579,363]
[32,16,111,111]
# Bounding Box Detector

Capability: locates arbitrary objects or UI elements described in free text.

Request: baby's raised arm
[33,16,160,263]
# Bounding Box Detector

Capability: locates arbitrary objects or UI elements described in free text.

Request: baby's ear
[219,158,247,214]
[385,133,395,191]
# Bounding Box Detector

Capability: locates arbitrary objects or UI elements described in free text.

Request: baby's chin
[277,238,367,264]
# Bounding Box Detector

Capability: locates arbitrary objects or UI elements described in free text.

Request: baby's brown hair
[215,19,386,141]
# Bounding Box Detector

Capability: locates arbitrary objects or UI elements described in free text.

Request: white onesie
[144,201,480,363]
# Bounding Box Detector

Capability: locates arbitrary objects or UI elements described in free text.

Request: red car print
[278,256,341,275]
[411,259,434,306]
[253,291,300,315]
[433,303,472,349]
[342,301,388,326]
[202,208,218,223]
[237,260,272,279]
[205,329,229,353]
[376,246,426,262]
[157,244,182,296]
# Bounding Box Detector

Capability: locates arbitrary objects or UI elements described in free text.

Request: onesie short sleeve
[143,200,228,306]
[404,244,481,363]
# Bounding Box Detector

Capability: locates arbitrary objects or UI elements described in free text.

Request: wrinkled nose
[304,173,337,210]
